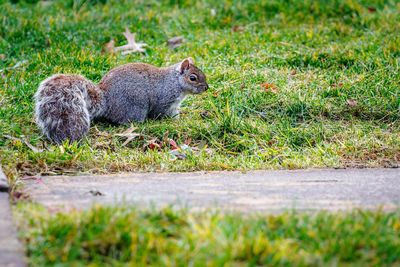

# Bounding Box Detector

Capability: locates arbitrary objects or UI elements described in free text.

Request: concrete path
[0,167,26,267]
[24,168,400,212]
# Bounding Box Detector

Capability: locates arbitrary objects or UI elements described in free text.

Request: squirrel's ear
[187,57,195,64]
[180,59,190,74]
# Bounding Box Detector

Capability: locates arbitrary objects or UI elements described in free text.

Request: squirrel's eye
[189,74,197,81]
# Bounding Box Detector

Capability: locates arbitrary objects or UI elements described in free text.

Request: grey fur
[35,74,105,144]
[34,59,208,143]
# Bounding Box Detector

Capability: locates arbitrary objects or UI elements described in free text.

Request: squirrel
[35,58,208,143]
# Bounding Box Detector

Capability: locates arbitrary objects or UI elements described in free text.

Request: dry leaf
[162,130,170,145]
[290,70,297,76]
[113,27,147,55]
[169,149,187,160]
[3,135,43,153]
[260,83,278,94]
[115,126,141,146]
[117,126,138,136]
[103,39,115,54]
[0,60,28,73]
[92,127,110,137]
[167,36,184,49]
[367,7,377,13]
[332,82,343,88]
[169,139,179,150]
[144,139,161,150]
[232,25,245,33]
[346,99,358,107]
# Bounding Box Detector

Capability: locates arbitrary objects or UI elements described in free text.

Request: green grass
[2,1,400,264]
[15,204,400,266]
[0,0,399,180]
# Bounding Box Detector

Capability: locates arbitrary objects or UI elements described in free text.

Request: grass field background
[1,0,399,181]
[1,0,400,265]
[16,204,400,266]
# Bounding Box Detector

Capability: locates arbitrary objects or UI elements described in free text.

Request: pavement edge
[0,166,27,267]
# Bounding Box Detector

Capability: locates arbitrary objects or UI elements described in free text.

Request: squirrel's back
[98,63,181,124]
[35,74,103,143]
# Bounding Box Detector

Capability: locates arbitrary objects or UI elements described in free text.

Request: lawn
[0,0,399,183]
[1,0,400,265]
[16,204,400,266]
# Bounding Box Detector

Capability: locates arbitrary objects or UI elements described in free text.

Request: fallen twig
[3,135,44,153]
[0,60,28,73]
[114,127,145,146]
[113,27,147,55]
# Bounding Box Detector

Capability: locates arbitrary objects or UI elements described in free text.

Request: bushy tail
[35,74,104,144]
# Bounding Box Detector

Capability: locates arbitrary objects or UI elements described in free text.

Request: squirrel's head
[176,58,208,94]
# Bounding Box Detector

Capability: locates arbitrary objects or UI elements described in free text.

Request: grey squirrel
[35,58,208,143]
